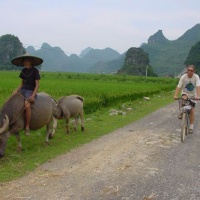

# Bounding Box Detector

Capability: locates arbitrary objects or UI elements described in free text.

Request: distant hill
[81,47,121,72]
[26,45,121,72]
[88,53,125,73]
[68,54,86,72]
[141,24,200,76]
[117,47,157,76]
[1,24,199,75]
[184,40,200,75]
[0,34,25,70]
[79,47,92,58]
[27,43,72,71]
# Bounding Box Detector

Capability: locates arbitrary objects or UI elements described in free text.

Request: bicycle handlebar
[174,97,200,101]
[176,97,198,109]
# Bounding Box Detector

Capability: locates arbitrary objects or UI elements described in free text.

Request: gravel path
[1,102,200,200]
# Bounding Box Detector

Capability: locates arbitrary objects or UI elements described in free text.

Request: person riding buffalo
[11,53,43,136]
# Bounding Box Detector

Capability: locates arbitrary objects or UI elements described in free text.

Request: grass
[0,90,174,182]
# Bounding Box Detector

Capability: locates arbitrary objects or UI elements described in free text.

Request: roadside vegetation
[0,71,177,182]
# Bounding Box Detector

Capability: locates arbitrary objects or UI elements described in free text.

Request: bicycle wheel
[181,113,187,142]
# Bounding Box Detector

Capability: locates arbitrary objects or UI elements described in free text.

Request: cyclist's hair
[186,64,195,71]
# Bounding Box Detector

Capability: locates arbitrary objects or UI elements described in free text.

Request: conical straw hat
[11,53,43,67]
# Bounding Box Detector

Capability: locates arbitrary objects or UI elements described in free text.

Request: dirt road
[1,101,200,200]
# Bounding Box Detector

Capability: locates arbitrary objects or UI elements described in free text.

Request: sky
[0,0,200,55]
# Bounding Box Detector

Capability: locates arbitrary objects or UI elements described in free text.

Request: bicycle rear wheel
[181,113,187,142]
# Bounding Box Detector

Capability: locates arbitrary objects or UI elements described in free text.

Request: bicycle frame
[178,97,193,142]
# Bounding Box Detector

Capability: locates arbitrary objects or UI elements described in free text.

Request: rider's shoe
[189,129,193,134]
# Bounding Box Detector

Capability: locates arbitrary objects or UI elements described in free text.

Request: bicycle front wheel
[181,113,187,142]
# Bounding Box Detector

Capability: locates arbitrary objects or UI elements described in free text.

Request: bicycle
[177,96,196,142]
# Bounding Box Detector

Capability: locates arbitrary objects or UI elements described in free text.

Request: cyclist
[174,64,200,134]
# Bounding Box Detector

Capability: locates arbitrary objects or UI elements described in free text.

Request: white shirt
[177,73,200,97]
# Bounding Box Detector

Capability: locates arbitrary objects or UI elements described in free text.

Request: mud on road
[1,102,200,200]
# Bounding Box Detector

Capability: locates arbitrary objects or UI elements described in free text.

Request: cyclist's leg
[178,95,188,119]
[189,107,195,134]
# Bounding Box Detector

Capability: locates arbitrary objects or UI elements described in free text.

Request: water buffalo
[52,95,84,135]
[0,92,56,158]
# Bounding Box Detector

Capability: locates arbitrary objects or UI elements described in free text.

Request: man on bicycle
[174,64,200,134]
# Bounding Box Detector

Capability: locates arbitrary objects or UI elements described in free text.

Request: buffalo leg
[15,132,22,152]
[66,118,70,134]
[74,116,78,131]
[80,109,85,132]
[45,122,51,144]
[0,132,10,158]
[50,117,57,138]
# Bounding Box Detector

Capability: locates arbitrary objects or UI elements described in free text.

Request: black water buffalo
[0,92,56,158]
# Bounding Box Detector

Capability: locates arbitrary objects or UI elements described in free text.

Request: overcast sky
[0,0,199,55]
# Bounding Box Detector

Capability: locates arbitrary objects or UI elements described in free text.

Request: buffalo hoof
[81,126,85,132]
[0,154,4,159]
[44,142,49,146]
[49,133,54,139]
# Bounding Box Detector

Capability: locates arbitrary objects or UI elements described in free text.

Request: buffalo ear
[0,115,9,134]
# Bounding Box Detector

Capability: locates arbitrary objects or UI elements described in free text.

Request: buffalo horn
[0,115,9,134]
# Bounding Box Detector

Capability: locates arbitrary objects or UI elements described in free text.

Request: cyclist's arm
[174,75,184,99]
[174,87,181,100]
[196,86,200,99]
[195,74,200,99]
